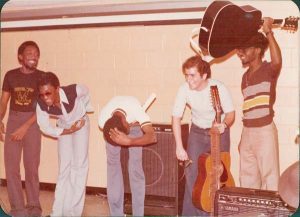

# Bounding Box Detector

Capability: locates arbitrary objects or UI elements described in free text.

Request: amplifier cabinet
[214,187,296,216]
[121,123,189,216]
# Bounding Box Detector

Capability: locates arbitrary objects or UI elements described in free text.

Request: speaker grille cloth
[121,131,177,197]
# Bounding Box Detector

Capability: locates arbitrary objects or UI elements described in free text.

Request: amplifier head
[214,187,296,217]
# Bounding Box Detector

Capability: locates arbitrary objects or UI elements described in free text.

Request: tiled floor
[0,186,110,216]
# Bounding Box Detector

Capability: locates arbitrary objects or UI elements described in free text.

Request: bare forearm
[0,91,11,122]
[172,117,184,148]
[223,111,235,128]
[129,132,157,146]
[267,33,282,69]
[0,107,7,122]
[262,17,282,70]
[0,101,8,121]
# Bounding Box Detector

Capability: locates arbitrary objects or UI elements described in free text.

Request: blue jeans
[105,126,145,216]
[182,123,230,216]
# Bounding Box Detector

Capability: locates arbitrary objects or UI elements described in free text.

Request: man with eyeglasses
[0,41,44,217]
[36,72,93,217]
[172,55,235,216]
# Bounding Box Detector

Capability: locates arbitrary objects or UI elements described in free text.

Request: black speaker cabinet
[121,123,189,216]
[214,187,296,216]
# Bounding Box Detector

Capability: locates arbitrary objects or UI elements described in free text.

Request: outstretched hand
[109,128,131,146]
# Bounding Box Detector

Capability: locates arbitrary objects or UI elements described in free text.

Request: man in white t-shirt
[172,55,235,216]
[98,96,157,216]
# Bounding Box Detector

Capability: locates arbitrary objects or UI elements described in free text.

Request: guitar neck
[210,111,222,212]
[260,19,283,26]
[210,132,220,216]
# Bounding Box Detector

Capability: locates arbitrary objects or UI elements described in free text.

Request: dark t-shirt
[2,68,44,112]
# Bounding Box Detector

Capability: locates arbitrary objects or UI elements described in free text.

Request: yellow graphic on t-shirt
[14,87,34,106]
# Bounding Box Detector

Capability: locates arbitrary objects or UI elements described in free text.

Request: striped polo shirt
[241,61,280,127]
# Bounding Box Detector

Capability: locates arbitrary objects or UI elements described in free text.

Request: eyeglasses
[179,159,193,168]
[39,92,52,98]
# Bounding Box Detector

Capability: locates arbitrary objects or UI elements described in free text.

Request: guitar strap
[189,27,214,63]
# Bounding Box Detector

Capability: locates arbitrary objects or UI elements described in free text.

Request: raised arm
[262,17,282,72]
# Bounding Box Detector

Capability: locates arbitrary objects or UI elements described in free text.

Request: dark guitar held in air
[197,1,299,58]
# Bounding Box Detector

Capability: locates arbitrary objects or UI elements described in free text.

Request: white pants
[239,122,279,190]
[51,116,90,217]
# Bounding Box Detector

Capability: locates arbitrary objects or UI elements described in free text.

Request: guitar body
[199,1,262,58]
[192,151,235,212]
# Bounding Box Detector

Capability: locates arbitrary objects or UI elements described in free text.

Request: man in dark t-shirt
[0,41,44,217]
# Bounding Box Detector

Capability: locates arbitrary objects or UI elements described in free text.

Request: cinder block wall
[0,1,298,188]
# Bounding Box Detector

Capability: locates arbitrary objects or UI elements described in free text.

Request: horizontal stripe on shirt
[243,95,270,111]
[243,81,271,99]
[243,107,270,120]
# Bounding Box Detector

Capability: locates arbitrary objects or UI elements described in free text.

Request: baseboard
[0,179,107,196]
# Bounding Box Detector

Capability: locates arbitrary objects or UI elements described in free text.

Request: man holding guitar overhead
[236,17,282,191]
[172,56,235,216]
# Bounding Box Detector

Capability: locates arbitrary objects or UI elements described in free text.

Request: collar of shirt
[59,87,69,105]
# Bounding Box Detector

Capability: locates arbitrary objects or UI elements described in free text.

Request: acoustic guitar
[193,1,299,58]
[192,85,235,214]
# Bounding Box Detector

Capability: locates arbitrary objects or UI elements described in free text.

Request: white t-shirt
[172,79,234,129]
[98,96,151,129]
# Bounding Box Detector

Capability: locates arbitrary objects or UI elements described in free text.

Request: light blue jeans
[182,123,230,216]
[106,126,145,216]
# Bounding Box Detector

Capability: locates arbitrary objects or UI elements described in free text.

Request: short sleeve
[2,72,11,92]
[172,85,187,117]
[218,83,234,114]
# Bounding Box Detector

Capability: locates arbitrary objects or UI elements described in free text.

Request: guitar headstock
[210,86,222,122]
[281,16,299,32]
